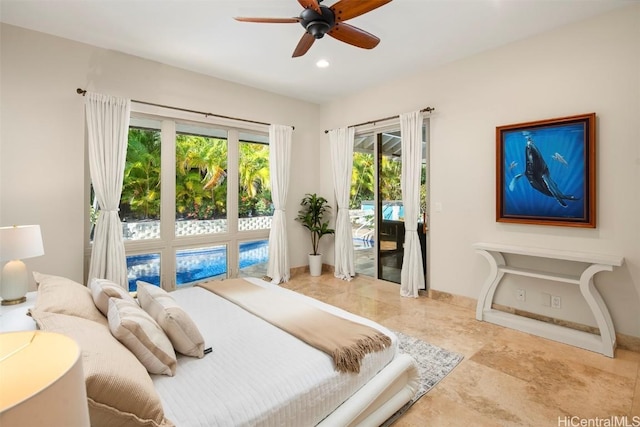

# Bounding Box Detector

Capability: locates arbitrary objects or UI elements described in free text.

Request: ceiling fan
[235,0,392,58]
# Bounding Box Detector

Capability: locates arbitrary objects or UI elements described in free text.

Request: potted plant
[296,193,335,276]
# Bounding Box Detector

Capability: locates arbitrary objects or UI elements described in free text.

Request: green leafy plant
[296,193,335,256]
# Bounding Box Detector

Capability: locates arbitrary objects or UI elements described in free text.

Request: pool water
[126,240,269,291]
[353,236,374,250]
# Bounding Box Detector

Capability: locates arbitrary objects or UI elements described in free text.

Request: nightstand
[0,291,37,332]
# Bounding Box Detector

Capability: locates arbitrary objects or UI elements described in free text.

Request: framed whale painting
[496,113,596,227]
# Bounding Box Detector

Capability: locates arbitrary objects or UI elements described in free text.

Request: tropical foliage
[350,152,375,209]
[349,153,404,209]
[116,127,426,225]
[121,128,161,220]
[379,156,403,202]
[175,133,228,220]
[349,151,427,217]
[118,127,272,222]
[239,142,273,218]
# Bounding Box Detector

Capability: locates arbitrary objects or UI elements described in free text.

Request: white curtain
[85,92,131,289]
[329,127,356,280]
[267,124,292,284]
[399,111,425,297]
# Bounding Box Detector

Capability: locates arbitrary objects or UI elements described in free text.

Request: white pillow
[136,281,205,358]
[31,310,174,427]
[90,278,137,316]
[33,272,107,325]
[108,298,177,376]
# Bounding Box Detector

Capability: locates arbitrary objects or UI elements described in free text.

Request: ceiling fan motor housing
[300,6,335,39]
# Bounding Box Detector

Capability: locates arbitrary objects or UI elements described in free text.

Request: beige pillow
[30,310,174,427]
[32,272,107,325]
[90,277,137,316]
[137,281,205,358]
[108,298,177,376]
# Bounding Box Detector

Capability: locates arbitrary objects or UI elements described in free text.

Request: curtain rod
[76,88,294,130]
[323,107,435,134]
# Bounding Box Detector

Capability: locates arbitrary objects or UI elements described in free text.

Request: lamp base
[1,259,28,304]
[1,296,27,306]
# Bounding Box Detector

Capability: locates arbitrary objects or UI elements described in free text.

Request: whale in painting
[508,137,579,208]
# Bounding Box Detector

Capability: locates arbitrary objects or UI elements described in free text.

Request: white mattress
[152,277,398,427]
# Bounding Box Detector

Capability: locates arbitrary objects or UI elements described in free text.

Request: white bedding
[152,278,403,427]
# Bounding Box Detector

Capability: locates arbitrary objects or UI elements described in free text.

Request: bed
[9,273,419,427]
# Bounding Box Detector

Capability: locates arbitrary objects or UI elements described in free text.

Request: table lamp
[0,225,44,305]
[0,331,90,426]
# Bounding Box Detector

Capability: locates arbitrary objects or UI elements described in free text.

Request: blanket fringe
[333,333,392,374]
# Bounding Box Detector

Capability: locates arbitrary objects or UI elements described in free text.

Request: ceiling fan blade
[328,23,380,49]
[298,0,322,14]
[234,17,301,23]
[292,32,316,57]
[330,0,392,22]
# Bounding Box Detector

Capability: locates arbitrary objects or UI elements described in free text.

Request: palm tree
[350,152,375,209]
[121,128,161,219]
[379,155,402,201]
[175,135,227,219]
[238,141,271,216]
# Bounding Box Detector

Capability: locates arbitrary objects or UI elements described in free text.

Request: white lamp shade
[0,331,90,427]
[0,225,44,261]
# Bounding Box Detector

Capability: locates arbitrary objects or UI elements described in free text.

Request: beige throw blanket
[198,279,392,374]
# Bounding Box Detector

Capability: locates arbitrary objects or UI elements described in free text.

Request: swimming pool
[126,240,269,291]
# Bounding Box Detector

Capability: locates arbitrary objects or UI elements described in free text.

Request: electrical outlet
[516,289,526,302]
[541,292,551,307]
[551,295,562,309]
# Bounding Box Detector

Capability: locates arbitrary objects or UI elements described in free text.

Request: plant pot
[308,254,323,277]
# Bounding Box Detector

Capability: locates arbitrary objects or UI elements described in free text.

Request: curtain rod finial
[76,88,87,96]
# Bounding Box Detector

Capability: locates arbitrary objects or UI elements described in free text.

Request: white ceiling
[0,0,633,105]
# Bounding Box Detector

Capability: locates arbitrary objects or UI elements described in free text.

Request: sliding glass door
[377,130,404,283]
[350,134,376,277]
[350,122,429,285]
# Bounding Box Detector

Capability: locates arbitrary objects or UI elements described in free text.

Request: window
[120,121,161,241]
[175,123,228,236]
[238,239,269,278]
[176,245,228,284]
[238,133,273,231]
[89,115,272,291]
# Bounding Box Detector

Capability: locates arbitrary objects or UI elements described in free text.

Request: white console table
[473,243,624,357]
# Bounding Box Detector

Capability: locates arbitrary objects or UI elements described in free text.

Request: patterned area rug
[381,331,464,426]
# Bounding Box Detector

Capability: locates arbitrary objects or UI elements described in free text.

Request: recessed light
[316,59,330,68]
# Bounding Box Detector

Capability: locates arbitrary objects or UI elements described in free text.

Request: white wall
[0,24,321,287]
[319,5,640,337]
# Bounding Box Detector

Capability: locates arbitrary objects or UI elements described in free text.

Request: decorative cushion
[137,281,205,358]
[108,298,177,376]
[90,278,137,316]
[30,310,174,427]
[32,272,107,325]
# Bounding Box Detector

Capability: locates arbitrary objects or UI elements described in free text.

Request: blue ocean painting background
[502,123,586,219]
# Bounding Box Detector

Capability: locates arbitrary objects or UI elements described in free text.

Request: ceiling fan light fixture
[235,0,392,57]
[316,59,330,68]
[306,20,331,38]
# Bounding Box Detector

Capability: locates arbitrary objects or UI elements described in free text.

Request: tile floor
[280,272,640,427]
